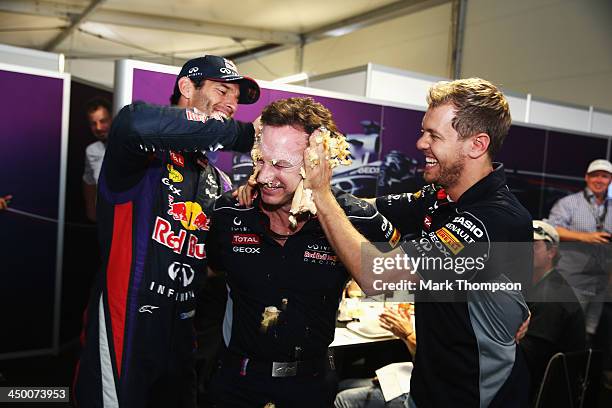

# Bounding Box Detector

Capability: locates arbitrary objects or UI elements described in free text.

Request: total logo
[168,196,210,231]
[168,262,195,287]
[232,234,260,245]
[152,217,206,259]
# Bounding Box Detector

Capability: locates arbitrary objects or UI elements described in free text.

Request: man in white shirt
[82,97,112,221]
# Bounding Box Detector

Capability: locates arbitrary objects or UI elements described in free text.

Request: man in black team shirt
[73,55,260,408]
[206,97,398,407]
[306,78,533,407]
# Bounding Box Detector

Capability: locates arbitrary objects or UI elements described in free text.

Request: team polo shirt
[207,187,398,362]
[375,163,533,408]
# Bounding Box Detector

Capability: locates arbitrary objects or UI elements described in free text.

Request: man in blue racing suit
[73,55,260,408]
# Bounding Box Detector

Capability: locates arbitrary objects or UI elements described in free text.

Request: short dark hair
[169,77,206,106]
[261,97,340,136]
[85,97,112,116]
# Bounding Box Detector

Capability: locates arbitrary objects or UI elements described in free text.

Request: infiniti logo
[168,262,195,287]
[233,217,242,226]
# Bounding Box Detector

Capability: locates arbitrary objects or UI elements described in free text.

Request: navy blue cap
[176,55,260,104]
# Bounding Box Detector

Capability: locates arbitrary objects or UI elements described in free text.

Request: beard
[427,152,466,189]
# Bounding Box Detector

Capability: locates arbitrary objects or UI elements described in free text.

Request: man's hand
[515,312,530,344]
[252,116,262,135]
[0,194,12,210]
[379,307,414,340]
[303,131,333,197]
[580,231,612,244]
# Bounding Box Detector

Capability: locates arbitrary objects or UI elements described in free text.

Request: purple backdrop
[129,67,611,216]
[0,69,64,353]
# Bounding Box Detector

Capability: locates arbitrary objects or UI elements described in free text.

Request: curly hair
[427,78,511,159]
[261,97,341,136]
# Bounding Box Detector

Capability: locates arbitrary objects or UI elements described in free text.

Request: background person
[521,220,586,401]
[82,97,113,222]
[0,194,11,210]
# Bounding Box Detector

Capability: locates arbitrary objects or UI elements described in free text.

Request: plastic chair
[534,349,602,408]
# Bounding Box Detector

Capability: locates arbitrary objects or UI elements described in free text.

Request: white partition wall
[0,43,64,72]
[0,62,70,359]
[312,63,612,138]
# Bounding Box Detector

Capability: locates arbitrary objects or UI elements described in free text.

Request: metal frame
[44,0,107,51]
[0,0,300,45]
[113,59,429,114]
[0,62,70,360]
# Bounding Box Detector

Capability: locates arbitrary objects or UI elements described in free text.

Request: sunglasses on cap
[533,226,556,243]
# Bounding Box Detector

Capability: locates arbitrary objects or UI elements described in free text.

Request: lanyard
[583,189,608,232]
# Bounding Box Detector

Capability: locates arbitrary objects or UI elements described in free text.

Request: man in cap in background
[73,55,259,408]
[521,220,586,401]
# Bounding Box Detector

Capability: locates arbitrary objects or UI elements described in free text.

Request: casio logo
[452,216,484,238]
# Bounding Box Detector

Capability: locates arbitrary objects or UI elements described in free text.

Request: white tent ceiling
[0,0,445,67]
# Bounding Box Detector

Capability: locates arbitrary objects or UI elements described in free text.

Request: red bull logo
[168,200,210,231]
[152,217,187,254]
[152,217,206,259]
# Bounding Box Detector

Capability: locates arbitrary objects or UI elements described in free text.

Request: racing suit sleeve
[206,213,223,273]
[104,102,255,192]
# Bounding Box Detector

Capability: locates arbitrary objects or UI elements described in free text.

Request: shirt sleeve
[103,102,255,192]
[374,190,427,236]
[547,197,572,229]
[336,193,401,250]
[82,151,96,185]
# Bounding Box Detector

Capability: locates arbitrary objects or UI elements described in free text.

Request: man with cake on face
[206,97,399,407]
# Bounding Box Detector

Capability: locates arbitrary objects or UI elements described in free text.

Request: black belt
[220,350,333,378]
